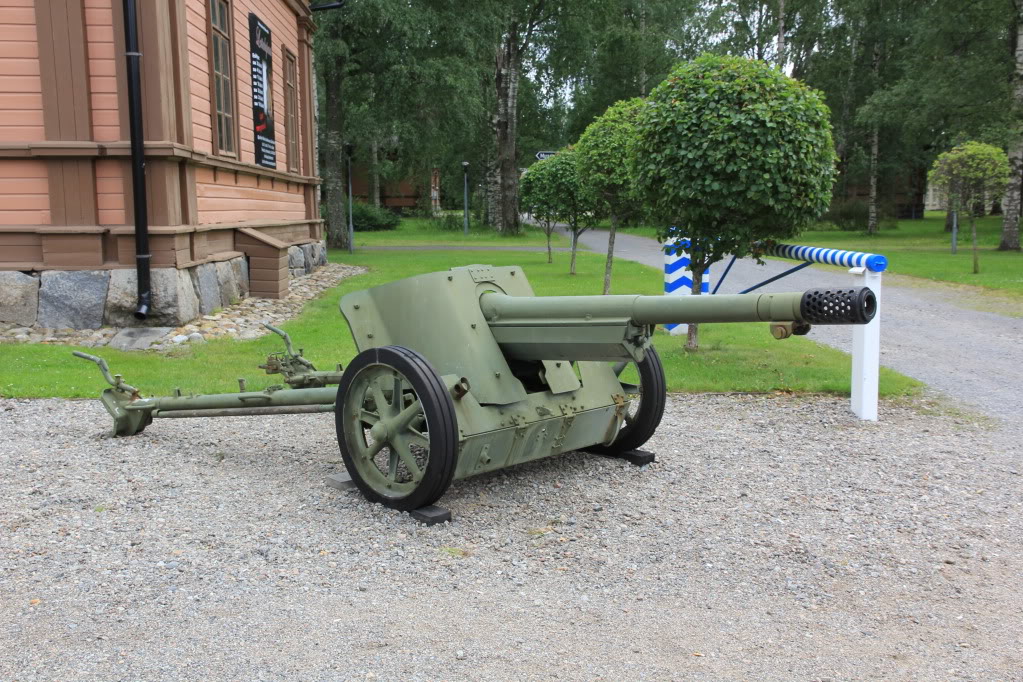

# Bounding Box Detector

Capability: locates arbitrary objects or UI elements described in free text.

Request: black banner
[248,13,276,168]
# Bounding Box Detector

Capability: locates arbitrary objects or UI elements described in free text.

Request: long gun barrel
[478,287,876,363]
[480,288,876,327]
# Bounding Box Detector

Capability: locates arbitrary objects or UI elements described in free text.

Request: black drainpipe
[122,0,151,320]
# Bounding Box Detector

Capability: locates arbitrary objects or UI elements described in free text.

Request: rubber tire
[589,345,667,455]
[335,346,459,511]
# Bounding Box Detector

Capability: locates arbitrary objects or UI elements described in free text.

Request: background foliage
[312,0,1023,249]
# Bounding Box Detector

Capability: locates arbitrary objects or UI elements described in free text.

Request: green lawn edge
[354,217,568,248]
[0,249,920,399]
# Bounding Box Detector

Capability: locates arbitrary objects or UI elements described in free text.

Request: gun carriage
[77,265,876,512]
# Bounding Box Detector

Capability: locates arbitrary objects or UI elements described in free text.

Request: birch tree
[1002,0,1023,251]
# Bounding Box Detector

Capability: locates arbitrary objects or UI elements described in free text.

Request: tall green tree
[314,0,495,243]
[565,0,710,140]
[837,0,1014,234]
[486,0,613,235]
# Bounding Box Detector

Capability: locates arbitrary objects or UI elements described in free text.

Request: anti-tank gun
[77,265,875,513]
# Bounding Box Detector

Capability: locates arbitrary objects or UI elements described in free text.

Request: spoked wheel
[335,346,458,511]
[589,345,667,455]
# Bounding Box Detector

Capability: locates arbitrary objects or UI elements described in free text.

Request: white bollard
[850,267,882,421]
[663,240,709,336]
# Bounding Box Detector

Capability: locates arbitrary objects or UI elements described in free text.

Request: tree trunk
[603,212,618,295]
[370,139,381,208]
[485,163,500,228]
[546,229,552,263]
[776,0,786,69]
[867,125,879,235]
[1001,151,1022,250]
[638,1,647,95]
[685,265,704,351]
[945,204,954,232]
[569,229,578,275]
[1001,3,1023,250]
[971,216,980,274]
[834,27,858,171]
[323,70,348,250]
[493,28,522,235]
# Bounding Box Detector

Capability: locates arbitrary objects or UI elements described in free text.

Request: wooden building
[0,0,323,329]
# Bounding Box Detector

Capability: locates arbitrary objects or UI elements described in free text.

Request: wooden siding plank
[0,244,44,261]
[0,233,43,246]
[249,268,289,284]
[247,255,287,270]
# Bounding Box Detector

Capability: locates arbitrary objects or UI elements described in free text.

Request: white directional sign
[535,151,557,160]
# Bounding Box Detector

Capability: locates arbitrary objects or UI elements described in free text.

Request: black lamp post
[462,161,469,236]
[345,143,355,254]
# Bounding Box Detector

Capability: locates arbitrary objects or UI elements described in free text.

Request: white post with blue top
[663,239,709,336]
[767,244,887,421]
[680,243,888,421]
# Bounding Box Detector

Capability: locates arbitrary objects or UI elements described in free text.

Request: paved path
[574,228,1023,423]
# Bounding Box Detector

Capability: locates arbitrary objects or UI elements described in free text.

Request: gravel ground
[2,395,1021,681]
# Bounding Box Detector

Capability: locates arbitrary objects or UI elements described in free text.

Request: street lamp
[345,143,355,255]
[462,161,469,236]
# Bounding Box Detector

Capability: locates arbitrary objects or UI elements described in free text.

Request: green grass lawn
[597,212,1023,296]
[796,212,1023,295]
[0,249,918,400]
[353,217,568,248]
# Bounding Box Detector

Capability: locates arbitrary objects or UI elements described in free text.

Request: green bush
[438,213,460,231]
[351,202,400,231]
[824,199,898,232]
[437,212,480,231]
[824,199,869,231]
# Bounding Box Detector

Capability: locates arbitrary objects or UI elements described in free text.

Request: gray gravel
[575,228,1023,422]
[2,395,1021,680]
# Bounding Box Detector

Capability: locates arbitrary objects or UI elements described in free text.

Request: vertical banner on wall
[249,13,276,168]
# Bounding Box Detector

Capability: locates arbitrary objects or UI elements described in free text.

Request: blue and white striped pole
[663,239,709,336]
[768,244,888,272]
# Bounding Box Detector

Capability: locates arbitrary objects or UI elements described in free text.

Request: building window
[209,0,236,155]
[283,48,299,172]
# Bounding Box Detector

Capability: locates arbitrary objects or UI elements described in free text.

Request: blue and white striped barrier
[663,239,709,336]
[664,240,887,421]
[760,243,886,421]
[768,244,888,272]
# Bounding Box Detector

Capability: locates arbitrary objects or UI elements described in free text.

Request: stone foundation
[0,240,329,329]
[288,241,329,279]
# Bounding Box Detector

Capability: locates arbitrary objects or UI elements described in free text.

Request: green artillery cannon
[77,265,876,512]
